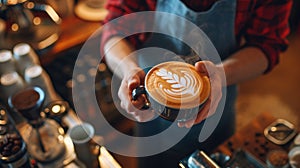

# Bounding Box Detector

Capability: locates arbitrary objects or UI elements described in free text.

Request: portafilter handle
[8,86,45,122]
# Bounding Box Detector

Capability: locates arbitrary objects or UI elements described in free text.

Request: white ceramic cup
[68,123,98,167]
[289,146,300,168]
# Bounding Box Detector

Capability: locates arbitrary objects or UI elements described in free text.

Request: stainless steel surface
[24,2,61,24]
[0,50,15,76]
[0,0,61,50]
[264,119,297,145]
[184,150,220,168]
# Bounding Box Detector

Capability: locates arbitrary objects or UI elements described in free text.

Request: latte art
[156,68,200,100]
[145,61,210,109]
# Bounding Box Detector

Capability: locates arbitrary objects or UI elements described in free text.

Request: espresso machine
[0,0,61,50]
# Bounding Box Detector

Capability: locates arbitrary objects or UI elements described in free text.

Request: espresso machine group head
[0,0,61,50]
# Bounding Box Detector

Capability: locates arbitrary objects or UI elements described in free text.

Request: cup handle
[132,85,151,110]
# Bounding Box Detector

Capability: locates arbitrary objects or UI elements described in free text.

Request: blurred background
[1,0,299,143]
[0,0,299,167]
[236,0,300,129]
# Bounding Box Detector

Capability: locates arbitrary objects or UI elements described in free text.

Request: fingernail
[185,122,193,128]
[177,123,184,128]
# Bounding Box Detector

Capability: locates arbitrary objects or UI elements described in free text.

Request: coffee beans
[0,133,22,157]
[267,149,289,167]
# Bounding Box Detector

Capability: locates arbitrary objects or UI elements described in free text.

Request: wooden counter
[40,14,102,65]
[215,112,297,163]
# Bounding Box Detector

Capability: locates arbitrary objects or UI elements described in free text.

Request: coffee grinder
[8,86,66,166]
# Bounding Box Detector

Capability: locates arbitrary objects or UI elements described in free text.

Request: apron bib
[136,0,238,167]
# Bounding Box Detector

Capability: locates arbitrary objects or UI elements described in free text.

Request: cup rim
[289,146,300,167]
[144,61,211,109]
[68,122,95,144]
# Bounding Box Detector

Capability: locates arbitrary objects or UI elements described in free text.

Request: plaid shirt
[101,0,292,72]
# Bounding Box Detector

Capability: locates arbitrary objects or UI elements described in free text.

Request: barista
[101,0,292,167]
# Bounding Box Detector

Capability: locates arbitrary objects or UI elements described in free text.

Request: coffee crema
[11,88,40,111]
[145,61,210,109]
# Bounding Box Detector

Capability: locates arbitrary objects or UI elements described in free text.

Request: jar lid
[25,65,42,79]
[0,72,19,86]
[0,50,12,63]
[13,43,30,57]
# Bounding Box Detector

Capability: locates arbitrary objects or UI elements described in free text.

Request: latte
[145,61,210,110]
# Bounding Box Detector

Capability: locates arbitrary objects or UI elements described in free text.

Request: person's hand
[178,61,224,128]
[118,68,155,122]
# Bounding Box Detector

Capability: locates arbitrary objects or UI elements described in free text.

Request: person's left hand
[178,61,224,128]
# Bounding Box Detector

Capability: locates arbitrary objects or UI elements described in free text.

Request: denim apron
[136,0,238,167]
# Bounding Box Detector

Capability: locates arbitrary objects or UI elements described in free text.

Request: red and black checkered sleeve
[100,0,156,57]
[243,0,293,73]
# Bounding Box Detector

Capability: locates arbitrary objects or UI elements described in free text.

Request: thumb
[195,61,216,76]
[195,61,208,75]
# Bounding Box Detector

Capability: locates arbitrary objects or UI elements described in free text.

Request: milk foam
[156,68,200,100]
[145,61,210,109]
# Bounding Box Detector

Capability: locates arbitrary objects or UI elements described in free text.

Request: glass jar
[13,43,40,76]
[0,50,15,76]
[0,106,32,168]
[8,86,66,165]
[22,118,66,163]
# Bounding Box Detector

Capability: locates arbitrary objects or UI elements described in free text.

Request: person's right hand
[118,68,155,122]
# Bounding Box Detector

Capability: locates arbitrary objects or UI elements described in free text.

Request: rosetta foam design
[145,61,210,109]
